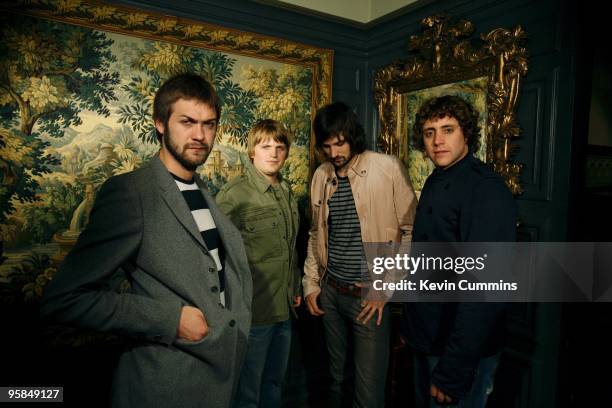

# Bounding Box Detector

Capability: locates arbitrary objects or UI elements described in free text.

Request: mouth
[187,145,209,152]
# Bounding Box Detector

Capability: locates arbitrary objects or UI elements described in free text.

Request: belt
[325,274,363,298]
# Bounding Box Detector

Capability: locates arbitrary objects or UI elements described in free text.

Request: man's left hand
[430,384,453,405]
[293,296,302,307]
[356,299,386,326]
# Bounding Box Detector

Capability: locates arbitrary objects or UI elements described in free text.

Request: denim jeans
[235,319,292,408]
[413,353,500,408]
[320,280,391,408]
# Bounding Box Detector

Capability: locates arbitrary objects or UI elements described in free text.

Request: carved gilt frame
[374,15,528,194]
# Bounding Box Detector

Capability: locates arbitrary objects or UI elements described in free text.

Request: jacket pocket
[240,208,281,264]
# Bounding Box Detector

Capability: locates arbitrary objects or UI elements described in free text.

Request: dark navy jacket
[402,152,517,399]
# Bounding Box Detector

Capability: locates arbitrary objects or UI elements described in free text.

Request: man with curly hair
[402,95,517,407]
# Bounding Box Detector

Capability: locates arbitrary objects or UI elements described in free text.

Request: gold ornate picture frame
[0,0,332,305]
[374,15,527,194]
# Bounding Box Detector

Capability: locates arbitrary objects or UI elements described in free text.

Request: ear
[154,120,165,138]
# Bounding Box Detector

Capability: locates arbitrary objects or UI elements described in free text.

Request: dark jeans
[320,280,391,408]
[235,319,292,408]
[413,353,500,408]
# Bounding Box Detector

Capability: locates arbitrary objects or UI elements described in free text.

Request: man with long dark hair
[304,101,416,407]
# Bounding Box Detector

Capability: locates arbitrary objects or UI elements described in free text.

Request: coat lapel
[194,176,244,286]
[151,157,208,251]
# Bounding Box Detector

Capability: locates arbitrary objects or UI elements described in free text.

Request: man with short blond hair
[216,119,301,407]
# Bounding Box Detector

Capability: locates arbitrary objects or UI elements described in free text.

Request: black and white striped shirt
[172,173,226,305]
[327,176,367,283]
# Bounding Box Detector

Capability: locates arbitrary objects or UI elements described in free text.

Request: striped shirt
[327,176,367,283]
[172,173,226,305]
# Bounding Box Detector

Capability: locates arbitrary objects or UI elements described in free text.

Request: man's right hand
[305,292,325,316]
[177,306,208,341]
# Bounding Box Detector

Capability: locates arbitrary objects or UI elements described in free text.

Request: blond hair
[247,119,292,158]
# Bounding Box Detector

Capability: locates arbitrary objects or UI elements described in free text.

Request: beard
[331,153,352,170]
[163,128,212,171]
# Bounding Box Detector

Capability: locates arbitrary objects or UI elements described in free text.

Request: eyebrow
[423,125,455,132]
[179,115,217,124]
[322,139,344,147]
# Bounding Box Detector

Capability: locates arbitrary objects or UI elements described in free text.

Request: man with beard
[303,101,416,407]
[41,73,252,408]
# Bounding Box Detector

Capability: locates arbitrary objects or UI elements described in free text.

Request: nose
[192,127,204,141]
[433,132,443,146]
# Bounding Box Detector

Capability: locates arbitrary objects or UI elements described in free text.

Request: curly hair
[313,102,366,154]
[412,95,481,153]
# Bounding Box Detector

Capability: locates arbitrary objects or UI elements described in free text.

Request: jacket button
[208,267,216,273]
[229,320,236,327]
[211,286,219,293]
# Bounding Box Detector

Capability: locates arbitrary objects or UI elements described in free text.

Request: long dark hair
[313,102,366,154]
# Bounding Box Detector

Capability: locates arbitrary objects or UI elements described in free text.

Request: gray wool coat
[41,156,252,408]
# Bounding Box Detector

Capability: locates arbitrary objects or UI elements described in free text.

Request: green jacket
[216,162,301,326]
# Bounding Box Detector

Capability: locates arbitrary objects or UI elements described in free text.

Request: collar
[348,152,368,177]
[430,151,475,181]
[324,151,370,181]
[169,172,195,184]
